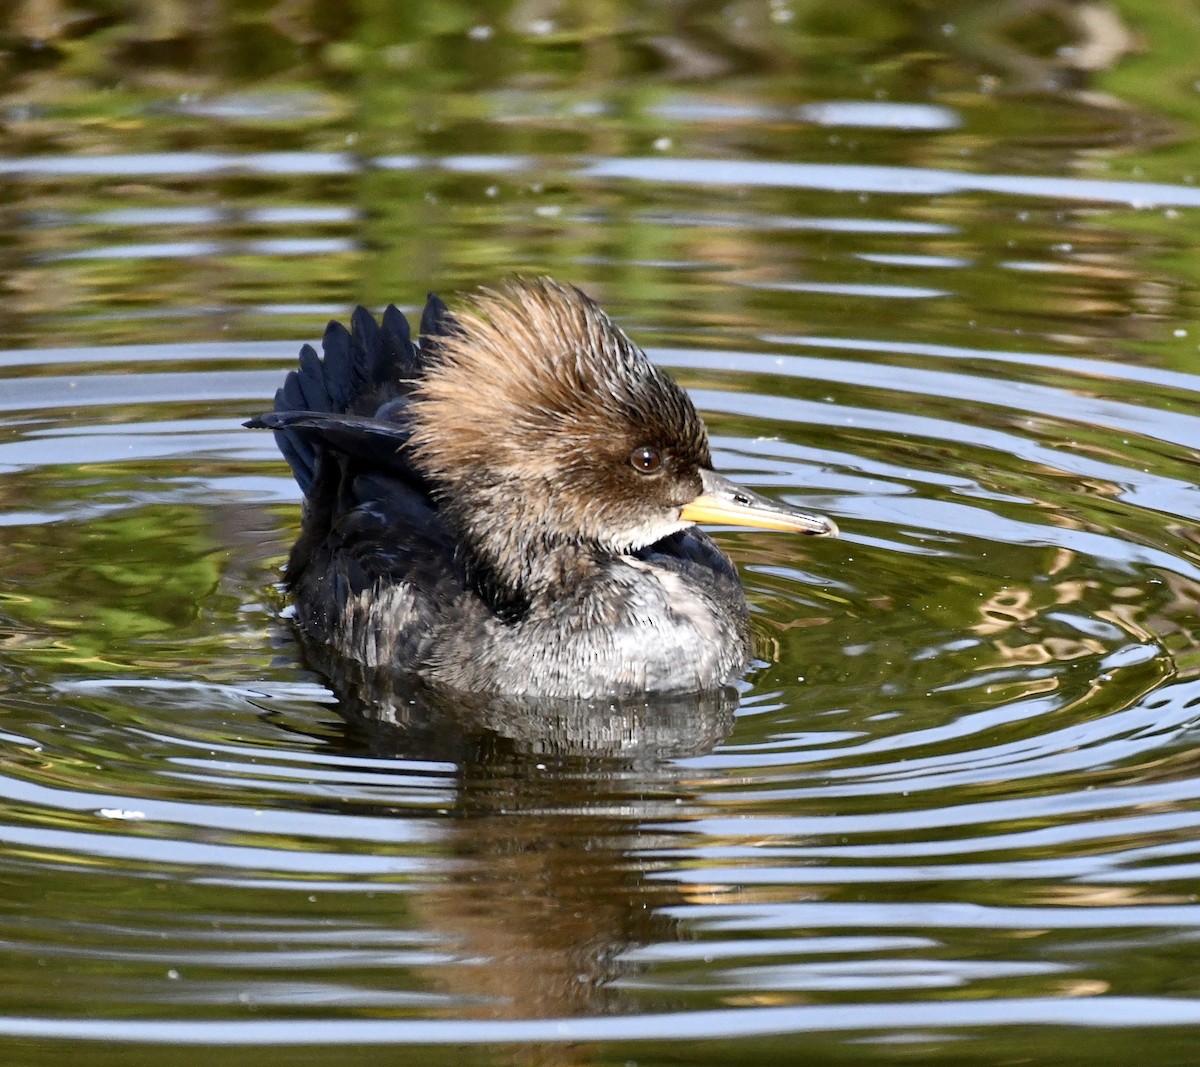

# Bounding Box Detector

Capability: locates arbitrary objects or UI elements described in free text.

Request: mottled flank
[247,278,832,700]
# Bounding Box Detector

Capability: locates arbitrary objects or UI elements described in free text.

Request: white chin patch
[620,517,693,553]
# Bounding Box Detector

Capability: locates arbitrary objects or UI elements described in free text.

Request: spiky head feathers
[407,280,712,571]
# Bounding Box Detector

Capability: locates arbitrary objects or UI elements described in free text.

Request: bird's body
[249,280,835,700]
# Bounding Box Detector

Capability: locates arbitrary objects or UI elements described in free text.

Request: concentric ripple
[2,254,1200,1052]
[5,6,1200,1056]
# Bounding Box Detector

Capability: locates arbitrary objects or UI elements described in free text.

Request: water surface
[3,2,1200,1064]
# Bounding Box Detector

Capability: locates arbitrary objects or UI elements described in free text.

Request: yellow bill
[680,469,837,536]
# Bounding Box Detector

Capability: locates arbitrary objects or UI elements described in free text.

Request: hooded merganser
[248,279,837,700]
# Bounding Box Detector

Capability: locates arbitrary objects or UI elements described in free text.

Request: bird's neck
[460,524,607,622]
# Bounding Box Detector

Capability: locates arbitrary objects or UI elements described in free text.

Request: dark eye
[630,445,662,474]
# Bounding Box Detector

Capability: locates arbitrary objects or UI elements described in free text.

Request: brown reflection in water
[946,1,1138,95]
[1034,883,1193,908]
[315,647,735,1023]
[1136,538,1200,680]
[973,576,1106,666]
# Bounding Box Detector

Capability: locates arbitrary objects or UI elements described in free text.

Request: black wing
[246,303,430,494]
[247,296,466,613]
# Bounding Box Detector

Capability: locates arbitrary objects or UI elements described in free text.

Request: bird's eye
[630,445,662,474]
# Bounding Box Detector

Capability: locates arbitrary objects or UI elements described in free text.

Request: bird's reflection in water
[310,646,737,1023]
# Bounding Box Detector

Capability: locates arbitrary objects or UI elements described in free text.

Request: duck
[247,278,837,701]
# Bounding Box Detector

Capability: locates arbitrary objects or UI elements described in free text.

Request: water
[3,2,1200,1064]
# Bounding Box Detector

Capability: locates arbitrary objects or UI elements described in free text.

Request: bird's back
[249,297,472,670]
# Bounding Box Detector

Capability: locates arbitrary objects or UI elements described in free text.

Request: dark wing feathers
[347,306,381,399]
[417,293,461,357]
[269,398,317,491]
[319,319,355,412]
[250,411,413,477]
[381,304,421,381]
[341,472,461,595]
[247,299,443,494]
[296,344,332,411]
[246,297,467,616]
